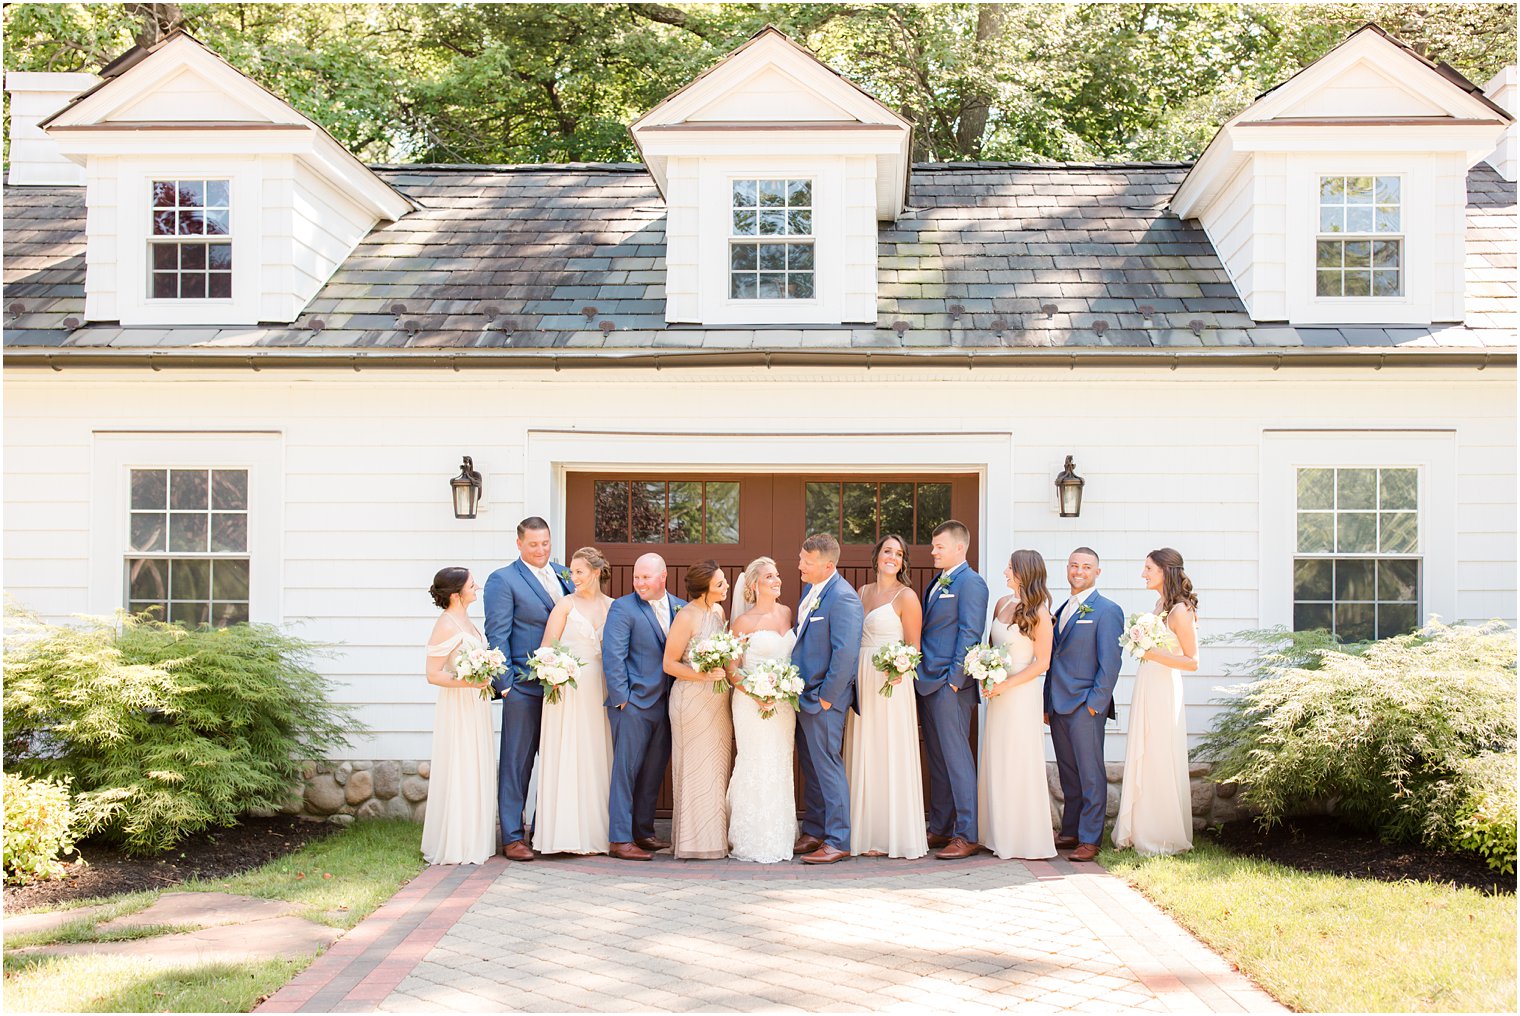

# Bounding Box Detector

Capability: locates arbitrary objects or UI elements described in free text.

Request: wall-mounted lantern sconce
[1055,455,1084,518]
[451,456,483,519]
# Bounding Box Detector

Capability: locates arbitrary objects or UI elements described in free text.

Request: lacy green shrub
[1449,753,1518,874]
[2,772,80,883]
[1197,620,1516,849]
[4,606,361,855]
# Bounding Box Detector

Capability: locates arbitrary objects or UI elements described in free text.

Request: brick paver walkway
[260,853,1283,1013]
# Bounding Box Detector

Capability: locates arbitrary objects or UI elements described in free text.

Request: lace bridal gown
[727,629,799,863]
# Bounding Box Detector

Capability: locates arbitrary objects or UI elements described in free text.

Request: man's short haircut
[1071,546,1100,563]
[931,520,970,546]
[517,516,550,538]
[801,532,841,563]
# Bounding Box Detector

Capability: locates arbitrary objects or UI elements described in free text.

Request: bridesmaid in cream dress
[664,560,735,859]
[978,550,1057,860]
[844,534,928,859]
[421,567,498,865]
[533,547,615,855]
[1113,547,1199,856]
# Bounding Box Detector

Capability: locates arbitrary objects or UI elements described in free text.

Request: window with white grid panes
[126,468,249,626]
[1315,175,1401,298]
[729,178,814,299]
[1293,466,1420,641]
[149,179,232,300]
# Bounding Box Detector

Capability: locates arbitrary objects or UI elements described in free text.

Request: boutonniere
[935,574,954,594]
[1077,603,1094,618]
[555,566,572,584]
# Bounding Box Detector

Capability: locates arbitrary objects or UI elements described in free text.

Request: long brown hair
[871,533,913,591]
[1148,547,1199,614]
[1007,549,1050,638]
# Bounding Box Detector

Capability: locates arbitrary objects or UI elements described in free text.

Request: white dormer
[1483,66,1517,182]
[631,27,912,325]
[1172,25,1511,327]
[40,33,411,327]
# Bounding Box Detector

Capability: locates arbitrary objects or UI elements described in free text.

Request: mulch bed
[2,815,338,913]
[1209,814,1515,896]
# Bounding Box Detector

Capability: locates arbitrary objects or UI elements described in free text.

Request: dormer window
[1315,175,1402,298]
[150,179,232,299]
[729,179,814,299]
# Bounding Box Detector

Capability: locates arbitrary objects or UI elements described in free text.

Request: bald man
[602,553,687,861]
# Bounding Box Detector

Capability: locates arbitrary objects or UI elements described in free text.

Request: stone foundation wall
[285,759,1246,829]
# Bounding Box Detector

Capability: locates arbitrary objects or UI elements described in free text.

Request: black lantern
[451,456,483,519]
[1055,455,1084,518]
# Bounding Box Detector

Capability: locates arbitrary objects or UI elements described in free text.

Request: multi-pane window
[127,468,249,626]
[150,179,232,299]
[1315,175,1401,297]
[1293,466,1419,641]
[805,481,951,546]
[594,480,740,544]
[729,178,814,299]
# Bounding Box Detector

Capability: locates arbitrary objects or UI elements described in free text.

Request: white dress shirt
[796,572,835,636]
[534,564,567,604]
[647,594,671,635]
[1058,586,1096,632]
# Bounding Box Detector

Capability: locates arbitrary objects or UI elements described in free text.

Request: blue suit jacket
[914,563,990,694]
[1045,590,1124,718]
[482,558,574,695]
[602,592,687,711]
[792,573,865,715]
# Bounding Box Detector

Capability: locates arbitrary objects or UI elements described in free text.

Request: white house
[4,25,1515,821]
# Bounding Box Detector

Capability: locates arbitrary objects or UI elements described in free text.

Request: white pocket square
[939,594,957,600]
[811,614,826,621]
[1076,619,1094,624]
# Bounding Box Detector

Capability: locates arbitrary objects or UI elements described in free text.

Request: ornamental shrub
[1196,620,1516,850]
[3,606,361,855]
[1448,753,1518,874]
[2,772,79,883]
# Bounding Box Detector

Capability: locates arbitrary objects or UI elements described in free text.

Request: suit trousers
[497,689,543,845]
[607,701,671,844]
[796,705,851,850]
[919,681,979,842]
[1049,707,1108,845]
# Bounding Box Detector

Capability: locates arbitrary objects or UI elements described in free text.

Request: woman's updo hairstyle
[686,559,723,601]
[1148,547,1199,614]
[741,556,776,604]
[429,566,470,610]
[572,546,610,588]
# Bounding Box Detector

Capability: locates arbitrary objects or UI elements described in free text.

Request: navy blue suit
[792,573,864,851]
[914,562,990,842]
[483,558,573,845]
[602,592,685,844]
[1045,590,1123,846]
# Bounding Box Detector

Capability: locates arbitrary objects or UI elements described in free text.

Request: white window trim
[726,175,818,305]
[90,432,283,622]
[146,177,234,305]
[1313,172,1405,302]
[1260,430,1455,631]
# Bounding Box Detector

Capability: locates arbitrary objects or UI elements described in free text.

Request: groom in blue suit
[602,553,685,862]
[791,533,864,864]
[483,516,574,862]
[915,519,990,859]
[1046,547,1123,862]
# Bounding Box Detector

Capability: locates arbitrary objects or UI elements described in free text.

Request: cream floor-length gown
[532,605,614,855]
[977,618,1057,860]
[1112,618,1193,856]
[421,621,498,865]
[670,606,734,859]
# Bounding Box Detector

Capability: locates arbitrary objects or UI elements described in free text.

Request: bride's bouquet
[525,642,583,704]
[690,629,749,693]
[871,640,922,698]
[962,643,1011,694]
[736,658,803,718]
[453,644,508,701]
[1119,612,1179,660]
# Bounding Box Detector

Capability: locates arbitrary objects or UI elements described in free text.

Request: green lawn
[4,819,426,1013]
[1101,839,1517,1013]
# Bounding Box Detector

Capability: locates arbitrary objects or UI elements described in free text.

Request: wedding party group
[419,515,1200,868]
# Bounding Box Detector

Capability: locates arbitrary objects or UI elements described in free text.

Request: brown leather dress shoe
[1054,834,1080,850]
[1067,842,1100,862]
[609,841,652,861]
[502,840,535,862]
[927,833,952,849]
[801,844,849,864]
[634,836,671,852]
[793,834,823,854]
[935,836,979,860]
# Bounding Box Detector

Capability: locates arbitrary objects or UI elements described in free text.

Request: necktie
[653,599,670,636]
[1059,598,1077,632]
[537,566,564,603]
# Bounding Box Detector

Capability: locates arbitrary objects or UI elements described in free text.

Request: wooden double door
[564,471,980,817]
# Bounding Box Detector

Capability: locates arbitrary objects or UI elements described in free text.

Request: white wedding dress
[727,628,799,863]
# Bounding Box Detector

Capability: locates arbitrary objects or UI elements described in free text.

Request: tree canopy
[4,2,1515,165]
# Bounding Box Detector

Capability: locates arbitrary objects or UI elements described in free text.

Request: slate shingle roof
[4,161,1516,352]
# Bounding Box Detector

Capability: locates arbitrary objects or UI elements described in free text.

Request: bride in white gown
[727,557,799,863]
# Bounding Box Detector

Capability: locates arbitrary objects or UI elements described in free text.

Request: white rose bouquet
[1119,612,1180,660]
[737,658,803,718]
[962,643,1010,694]
[871,640,922,698]
[690,629,748,693]
[526,643,583,704]
[452,644,508,701]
